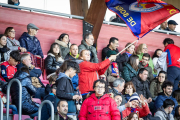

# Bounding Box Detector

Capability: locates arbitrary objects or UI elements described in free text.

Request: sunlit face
[70,45,78,57]
[158,73,166,83]
[125,85,133,95]
[0,36,7,46]
[62,35,69,45]
[131,114,139,120]
[127,45,135,54]
[161,21,167,30]
[111,40,119,50]
[142,44,148,53]
[86,34,94,46]
[23,55,32,67]
[80,50,90,61]
[156,50,163,57]
[57,101,68,115]
[94,82,105,97]
[114,95,122,107]
[53,44,60,54]
[164,86,173,96]
[142,56,149,66]
[139,70,148,81]
[131,100,139,108]
[168,24,176,31]
[8,29,16,38]
[32,29,38,36]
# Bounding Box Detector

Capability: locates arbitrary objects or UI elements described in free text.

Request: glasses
[95,86,105,89]
[142,58,149,61]
[10,31,16,33]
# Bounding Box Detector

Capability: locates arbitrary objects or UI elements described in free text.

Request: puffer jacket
[131,76,152,99]
[116,52,129,73]
[10,71,38,115]
[44,53,64,76]
[154,106,174,120]
[19,32,44,58]
[6,37,21,51]
[78,59,110,94]
[78,39,98,63]
[79,93,120,120]
[55,40,71,59]
[122,63,138,82]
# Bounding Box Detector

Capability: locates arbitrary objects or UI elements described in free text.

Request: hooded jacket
[78,59,110,94]
[19,32,44,58]
[155,92,178,115]
[154,106,174,120]
[44,53,64,76]
[78,39,98,63]
[10,71,38,115]
[56,72,74,100]
[55,40,71,59]
[79,93,120,120]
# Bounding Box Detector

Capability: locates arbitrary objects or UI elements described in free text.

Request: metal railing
[0,3,180,36]
[6,79,22,120]
[38,100,54,120]
[0,97,3,120]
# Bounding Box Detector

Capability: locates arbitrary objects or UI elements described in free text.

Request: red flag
[137,0,165,4]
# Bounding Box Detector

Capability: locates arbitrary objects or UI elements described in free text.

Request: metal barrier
[0,97,3,120]
[38,100,54,120]
[6,79,22,120]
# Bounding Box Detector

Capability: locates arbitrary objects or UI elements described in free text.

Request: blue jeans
[34,87,45,99]
[5,104,18,115]
[167,66,180,91]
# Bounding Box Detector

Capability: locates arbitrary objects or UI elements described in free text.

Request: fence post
[38,100,54,120]
[6,79,22,120]
[0,97,3,120]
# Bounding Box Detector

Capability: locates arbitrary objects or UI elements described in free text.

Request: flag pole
[116,39,138,56]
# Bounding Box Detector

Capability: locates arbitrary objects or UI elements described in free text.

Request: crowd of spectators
[0,21,180,120]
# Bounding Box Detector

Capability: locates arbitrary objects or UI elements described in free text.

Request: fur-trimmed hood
[55,39,71,48]
[47,53,64,62]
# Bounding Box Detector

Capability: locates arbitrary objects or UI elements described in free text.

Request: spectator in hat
[19,23,44,58]
[166,20,178,32]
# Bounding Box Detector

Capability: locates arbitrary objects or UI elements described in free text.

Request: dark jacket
[44,53,64,76]
[78,40,98,63]
[41,93,56,120]
[48,113,73,120]
[155,92,178,115]
[19,32,44,58]
[101,45,119,61]
[122,63,138,82]
[150,79,163,98]
[56,72,74,100]
[138,62,154,82]
[116,53,129,73]
[131,76,152,99]
[109,87,127,105]
[64,53,76,60]
[10,71,38,115]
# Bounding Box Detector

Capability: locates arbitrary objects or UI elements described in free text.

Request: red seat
[3,108,13,114]
[32,98,41,104]
[34,116,38,120]
[13,114,31,120]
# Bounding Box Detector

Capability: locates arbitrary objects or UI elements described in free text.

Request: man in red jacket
[163,38,180,91]
[79,79,120,120]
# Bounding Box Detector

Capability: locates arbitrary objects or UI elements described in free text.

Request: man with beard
[49,100,72,120]
[138,53,154,82]
[155,81,178,115]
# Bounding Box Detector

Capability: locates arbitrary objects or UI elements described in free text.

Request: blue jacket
[10,71,38,115]
[155,92,178,115]
[19,32,44,58]
[71,74,79,91]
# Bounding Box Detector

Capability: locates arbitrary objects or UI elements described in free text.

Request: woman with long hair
[4,27,26,52]
[127,112,139,120]
[78,49,116,94]
[0,34,11,63]
[55,33,71,59]
[122,55,139,82]
[150,71,167,99]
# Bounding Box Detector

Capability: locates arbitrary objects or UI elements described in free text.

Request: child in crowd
[123,81,136,101]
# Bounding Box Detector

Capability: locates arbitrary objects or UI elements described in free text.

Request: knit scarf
[131,107,139,115]
[111,62,120,78]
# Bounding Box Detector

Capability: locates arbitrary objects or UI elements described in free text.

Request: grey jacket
[6,37,20,51]
[78,40,98,63]
[0,49,11,63]
[155,106,174,120]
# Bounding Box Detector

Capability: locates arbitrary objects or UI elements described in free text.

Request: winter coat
[0,47,11,63]
[41,93,56,120]
[79,93,120,120]
[116,52,129,73]
[10,71,38,115]
[150,79,163,98]
[138,62,154,82]
[137,53,155,74]
[55,40,71,59]
[56,72,74,100]
[121,103,150,118]
[105,65,118,83]
[131,77,152,99]
[101,45,118,61]
[44,53,64,76]
[19,32,44,58]
[122,63,138,82]
[78,40,98,63]
[155,92,178,115]
[153,52,167,75]
[48,113,73,120]
[64,52,79,60]
[155,106,174,120]
[6,37,20,51]
[78,59,110,94]
[109,87,127,105]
